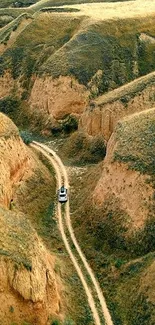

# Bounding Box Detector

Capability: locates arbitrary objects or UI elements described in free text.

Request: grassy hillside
[114,108,155,176]
[95,71,155,106]
[1,9,155,92]
[68,160,155,325]
[30,0,132,11]
[65,107,155,324]
[0,0,36,8]
[41,14,155,86]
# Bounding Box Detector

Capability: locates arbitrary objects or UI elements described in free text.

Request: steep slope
[1,2,155,132]
[68,108,155,325]
[0,113,61,324]
[0,112,29,207]
[79,71,155,140]
[0,207,60,325]
[70,108,155,256]
[92,108,155,243]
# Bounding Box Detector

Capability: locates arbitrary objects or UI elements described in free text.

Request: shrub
[62,115,78,134]
[63,131,106,164]
[19,130,33,145]
[9,306,14,313]
[0,96,20,115]
[51,320,61,325]
[90,135,106,160]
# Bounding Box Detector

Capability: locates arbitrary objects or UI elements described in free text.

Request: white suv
[58,186,68,203]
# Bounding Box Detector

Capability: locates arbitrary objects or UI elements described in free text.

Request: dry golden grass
[61,0,155,21]
[114,107,155,175]
[95,71,155,106]
[0,112,18,136]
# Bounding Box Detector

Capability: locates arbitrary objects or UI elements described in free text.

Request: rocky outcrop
[29,75,88,126]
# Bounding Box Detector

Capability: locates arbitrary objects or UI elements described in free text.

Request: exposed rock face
[0,112,30,207]
[0,207,60,325]
[0,113,61,324]
[29,75,88,122]
[92,109,155,231]
[79,72,155,141]
[93,137,153,230]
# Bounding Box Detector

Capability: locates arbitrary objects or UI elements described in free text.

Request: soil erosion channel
[31,141,114,325]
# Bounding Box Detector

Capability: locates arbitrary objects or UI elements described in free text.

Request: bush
[63,131,106,164]
[0,96,20,115]
[19,130,33,145]
[90,135,106,160]
[62,115,78,134]
[128,217,155,257]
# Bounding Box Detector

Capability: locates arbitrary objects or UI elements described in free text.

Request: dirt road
[32,141,114,325]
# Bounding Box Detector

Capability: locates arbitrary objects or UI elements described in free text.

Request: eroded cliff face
[92,134,154,231]
[0,207,60,325]
[0,113,61,324]
[29,75,88,125]
[79,73,155,141]
[0,112,30,207]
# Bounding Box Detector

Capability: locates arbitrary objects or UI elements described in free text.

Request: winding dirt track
[31,141,114,325]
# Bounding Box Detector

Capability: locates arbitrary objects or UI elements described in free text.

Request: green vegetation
[0,4,155,135]
[9,305,14,313]
[0,0,35,8]
[95,70,155,107]
[39,15,155,89]
[68,161,155,325]
[113,108,155,176]
[0,11,155,103]
[65,107,155,322]
[0,15,13,28]
[0,96,21,116]
[0,13,32,45]
[51,320,60,325]
[62,131,106,164]
[51,317,75,325]
[19,130,33,144]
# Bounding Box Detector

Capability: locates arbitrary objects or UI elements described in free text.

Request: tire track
[31,143,101,325]
[32,141,114,325]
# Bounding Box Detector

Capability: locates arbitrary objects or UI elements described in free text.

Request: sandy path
[32,141,114,325]
[31,142,101,325]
